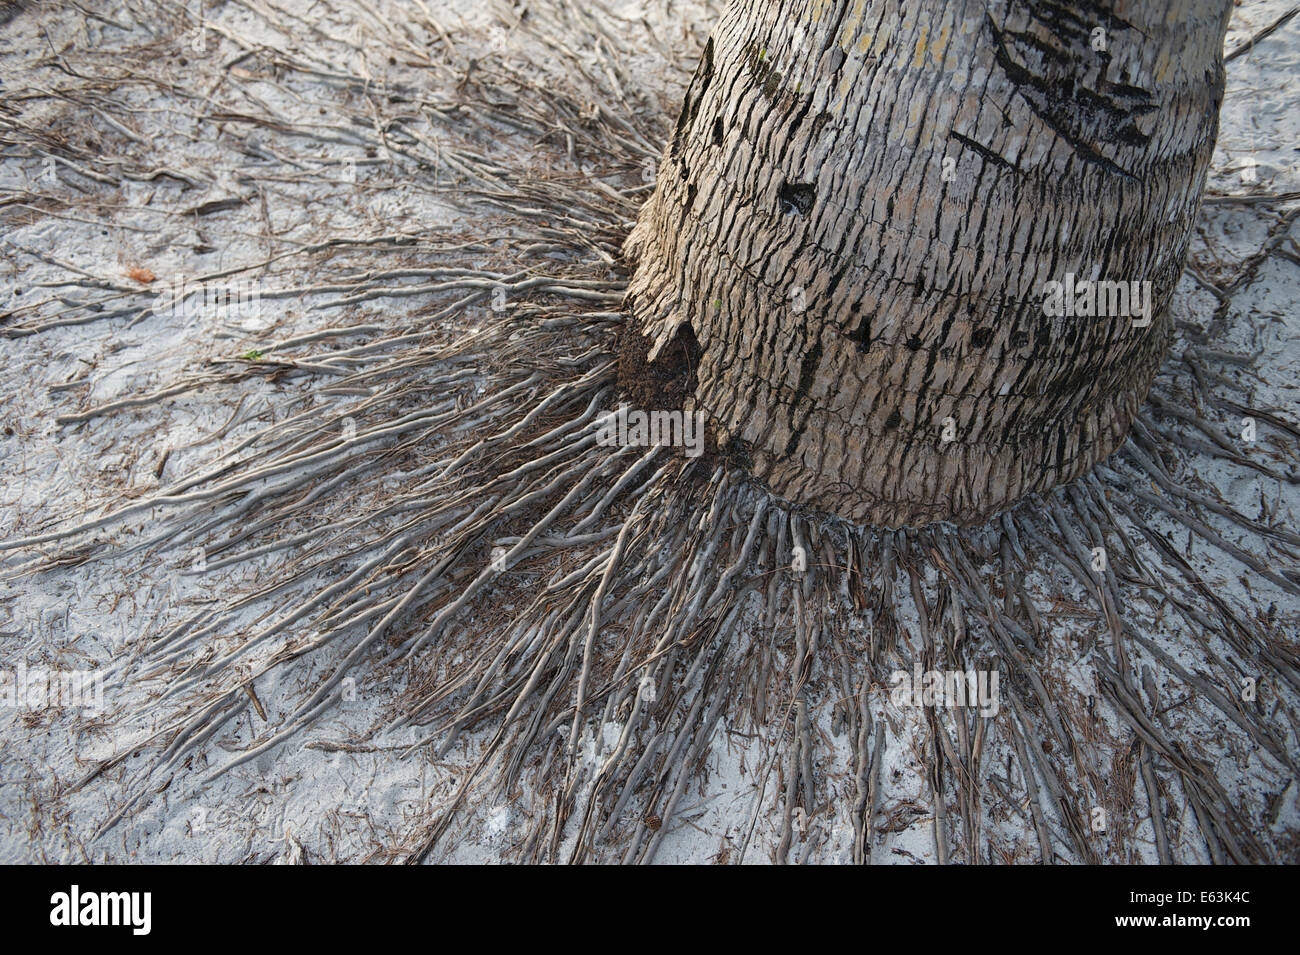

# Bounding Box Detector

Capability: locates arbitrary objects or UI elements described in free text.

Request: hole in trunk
[616,323,701,418]
[615,322,719,463]
[778,180,816,216]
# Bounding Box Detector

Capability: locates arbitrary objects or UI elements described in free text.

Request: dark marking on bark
[793,339,822,406]
[985,12,1149,182]
[950,131,1019,172]
[1024,0,1138,44]
[849,306,873,353]
[809,111,831,141]
[824,262,852,302]
[784,335,824,455]
[744,42,805,111]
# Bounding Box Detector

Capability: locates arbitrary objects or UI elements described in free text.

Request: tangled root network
[2,0,1299,863]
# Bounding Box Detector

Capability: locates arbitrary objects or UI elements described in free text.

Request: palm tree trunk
[625,0,1232,527]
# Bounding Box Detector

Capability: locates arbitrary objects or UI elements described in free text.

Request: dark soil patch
[615,321,701,412]
[614,320,726,467]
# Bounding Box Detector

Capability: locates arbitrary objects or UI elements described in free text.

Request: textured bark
[625,0,1232,527]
